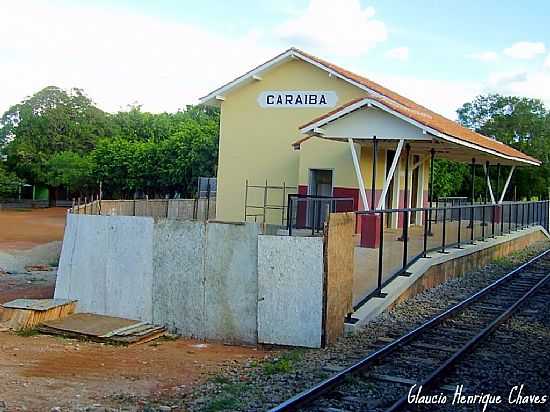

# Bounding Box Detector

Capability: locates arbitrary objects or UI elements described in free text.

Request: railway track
[270,248,550,412]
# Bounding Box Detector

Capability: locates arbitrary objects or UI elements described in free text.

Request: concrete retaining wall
[54,214,154,321]
[55,215,258,344]
[257,235,324,348]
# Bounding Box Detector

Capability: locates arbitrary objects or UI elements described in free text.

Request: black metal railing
[286,194,355,236]
[353,200,550,312]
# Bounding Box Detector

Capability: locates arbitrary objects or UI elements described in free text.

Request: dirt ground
[0,332,265,411]
[0,207,67,250]
[0,207,270,411]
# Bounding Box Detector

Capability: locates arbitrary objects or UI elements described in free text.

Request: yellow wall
[217,59,367,222]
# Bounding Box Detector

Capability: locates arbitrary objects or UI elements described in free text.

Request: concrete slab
[204,222,260,344]
[257,235,324,348]
[152,219,207,337]
[55,214,154,322]
[105,216,154,322]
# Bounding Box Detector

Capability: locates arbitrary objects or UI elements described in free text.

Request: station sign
[258,91,338,108]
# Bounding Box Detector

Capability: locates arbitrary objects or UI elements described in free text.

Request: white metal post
[498,166,515,204]
[483,163,496,204]
[348,138,369,211]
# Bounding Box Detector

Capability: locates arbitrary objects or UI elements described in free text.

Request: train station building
[201,47,539,240]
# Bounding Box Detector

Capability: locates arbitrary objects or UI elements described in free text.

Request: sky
[1,0,549,119]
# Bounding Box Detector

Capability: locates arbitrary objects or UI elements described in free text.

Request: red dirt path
[0,207,269,411]
[0,207,67,250]
[0,333,265,411]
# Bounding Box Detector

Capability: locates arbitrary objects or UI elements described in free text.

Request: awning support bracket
[483,162,496,204]
[348,138,369,211]
[498,166,515,204]
[377,139,405,210]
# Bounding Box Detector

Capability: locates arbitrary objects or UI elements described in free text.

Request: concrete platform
[346,225,549,334]
[353,219,520,306]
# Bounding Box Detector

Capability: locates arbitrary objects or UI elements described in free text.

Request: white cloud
[385,47,409,61]
[0,1,276,114]
[370,74,481,119]
[545,54,550,69]
[468,51,498,62]
[503,41,545,60]
[485,69,550,105]
[275,0,387,57]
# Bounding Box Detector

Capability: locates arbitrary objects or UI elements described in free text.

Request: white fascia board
[199,49,296,105]
[299,98,370,134]
[300,98,539,167]
[292,52,385,98]
[435,133,540,166]
[199,48,384,107]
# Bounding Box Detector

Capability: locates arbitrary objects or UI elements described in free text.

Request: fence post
[441,206,447,253]
[423,209,428,257]
[508,203,512,234]
[456,206,462,248]
[515,202,518,231]
[491,204,495,238]
[481,204,485,242]
[263,180,268,225]
[206,179,211,221]
[500,204,504,235]
[377,211,385,296]
[287,196,293,236]
[470,205,475,244]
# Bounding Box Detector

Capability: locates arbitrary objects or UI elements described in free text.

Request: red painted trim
[296,185,308,228]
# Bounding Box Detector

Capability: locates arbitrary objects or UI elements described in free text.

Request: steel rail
[268,247,550,412]
[385,270,550,411]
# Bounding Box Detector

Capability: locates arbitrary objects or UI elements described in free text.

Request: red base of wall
[494,205,502,224]
[360,214,381,248]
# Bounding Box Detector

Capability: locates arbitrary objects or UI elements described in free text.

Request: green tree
[44,151,94,195]
[0,165,23,199]
[432,159,469,199]
[1,86,112,202]
[92,116,218,198]
[457,94,550,199]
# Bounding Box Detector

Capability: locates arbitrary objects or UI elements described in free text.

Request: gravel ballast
[113,240,550,412]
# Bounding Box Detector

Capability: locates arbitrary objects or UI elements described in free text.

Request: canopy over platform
[295,96,540,167]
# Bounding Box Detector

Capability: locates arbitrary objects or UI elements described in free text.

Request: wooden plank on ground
[38,313,166,345]
[0,299,76,331]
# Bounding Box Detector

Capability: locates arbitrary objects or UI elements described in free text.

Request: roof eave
[299,98,540,167]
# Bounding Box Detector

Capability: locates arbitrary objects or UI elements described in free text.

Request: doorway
[308,169,333,229]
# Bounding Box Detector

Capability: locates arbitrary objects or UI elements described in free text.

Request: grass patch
[262,349,305,376]
[15,328,40,337]
[158,334,179,342]
[207,396,241,412]
[206,382,248,412]
[210,375,231,385]
[492,256,515,269]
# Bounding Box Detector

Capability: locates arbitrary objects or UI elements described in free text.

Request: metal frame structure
[244,180,297,225]
[286,194,355,236]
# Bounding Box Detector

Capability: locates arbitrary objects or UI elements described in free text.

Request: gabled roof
[201,47,540,166]
[299,96,540,165]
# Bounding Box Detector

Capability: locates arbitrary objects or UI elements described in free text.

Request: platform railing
[286,194,355,236]
[352,200,550,312]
